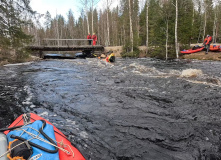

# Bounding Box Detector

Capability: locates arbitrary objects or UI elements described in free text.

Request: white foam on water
[113,86,157,92]
[30,105,36,108]
[97,61,106,67]
[185,79,221,87]
[180,69,203,78]
[79,131,88,139]
[38,111,49,116]
[169,70,181,76]
[66,119,76,125]
[22,86,35,107]
[4,62,33,66]
[179,69,221,87]
[129,63,165,76]
[5,86,17,89]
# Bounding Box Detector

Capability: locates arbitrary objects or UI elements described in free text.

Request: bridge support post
[83,50,92,57]
[39,51,43,58]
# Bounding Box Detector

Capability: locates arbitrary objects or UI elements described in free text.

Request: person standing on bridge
[92,33,97,46]
[87,33,92,45]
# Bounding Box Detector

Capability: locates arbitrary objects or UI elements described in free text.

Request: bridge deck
[27,45,104,52]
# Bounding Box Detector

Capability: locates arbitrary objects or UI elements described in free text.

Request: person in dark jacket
[87,33,92,45]
[203,35,212,54]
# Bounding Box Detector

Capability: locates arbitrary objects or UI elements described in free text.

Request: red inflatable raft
[180,47,204,54]
[210,45,221,51]
[4,113,85,160]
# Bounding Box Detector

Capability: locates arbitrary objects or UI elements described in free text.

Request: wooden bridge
[27,39,105,58]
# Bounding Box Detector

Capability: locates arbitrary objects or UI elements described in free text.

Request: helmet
[207,35,210,37]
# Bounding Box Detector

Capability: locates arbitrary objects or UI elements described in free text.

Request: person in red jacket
[92,33,97,46]
[87,33,92,45]
[203,35,212,54]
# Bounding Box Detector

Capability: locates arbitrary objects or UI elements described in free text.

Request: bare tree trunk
[213,6,217,43]
[129,0,133,52]
[175,0,179,59]
[56,15,60,46]
[92,0,94,33]
[146,0,149,50]
[98,15,100,44]
[86,13,90,34]
[137,15,139,41]
[166,20,168,60]
[106,0,110,46]
[216,22,219,43]
[85,0,90,34]
[123,24,125,46]
[203,8,207,41]
[191,4,195,44]
[80,0,90,34]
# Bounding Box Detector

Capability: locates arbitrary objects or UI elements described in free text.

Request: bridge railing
[37,39,94,47]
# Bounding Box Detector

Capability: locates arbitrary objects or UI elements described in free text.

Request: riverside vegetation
[1,0,221,63]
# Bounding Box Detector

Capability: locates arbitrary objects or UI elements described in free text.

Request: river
[1,58,221,160]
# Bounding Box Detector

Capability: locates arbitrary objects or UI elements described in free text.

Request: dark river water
[1,58,221,160]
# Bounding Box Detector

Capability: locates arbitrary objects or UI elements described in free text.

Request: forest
[0,0,221,60]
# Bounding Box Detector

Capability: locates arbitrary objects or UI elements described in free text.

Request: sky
[30,0,120,21]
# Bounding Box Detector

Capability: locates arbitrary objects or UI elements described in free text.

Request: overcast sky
[30,0,120,20]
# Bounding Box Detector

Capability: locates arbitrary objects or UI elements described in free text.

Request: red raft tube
[210,45,221,51]
[1,113,85,160]
[180,46,204,54]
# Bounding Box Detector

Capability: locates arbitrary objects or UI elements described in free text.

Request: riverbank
[105,45,221,61]
[1,45,221,66]
[104,46,147,57]
[181,51,221,61]
[0,55,41,66]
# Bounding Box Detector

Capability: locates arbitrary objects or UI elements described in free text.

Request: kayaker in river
[106,52,115,63]
[203,35,212,54]
[87,33,92,45]
[98,51,115,63]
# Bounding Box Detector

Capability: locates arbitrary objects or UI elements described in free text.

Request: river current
[1,58,221,160]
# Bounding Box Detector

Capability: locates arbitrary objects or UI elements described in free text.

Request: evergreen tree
[0,0,35,49]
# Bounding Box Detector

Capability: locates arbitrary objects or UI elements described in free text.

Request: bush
[121,42,140,58]
[148,45,177,59]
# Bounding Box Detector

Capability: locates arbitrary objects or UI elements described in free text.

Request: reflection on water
[1,58,221,159]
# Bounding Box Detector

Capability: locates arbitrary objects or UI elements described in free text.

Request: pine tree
[0,0,34,49]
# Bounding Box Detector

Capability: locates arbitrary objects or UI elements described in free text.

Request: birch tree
[79,0,90,34]
[146,0,149,50]
[90,0,100,33]
[161,0,173,60]
[106,0,113,46]
[175,0,179,59]
[213,5,218,43]
[129,0,133,52]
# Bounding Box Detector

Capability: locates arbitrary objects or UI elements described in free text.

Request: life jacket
[87,35,91,39]
[106,53,115,63]
[7,120,59,160]
[204,36,212,45]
